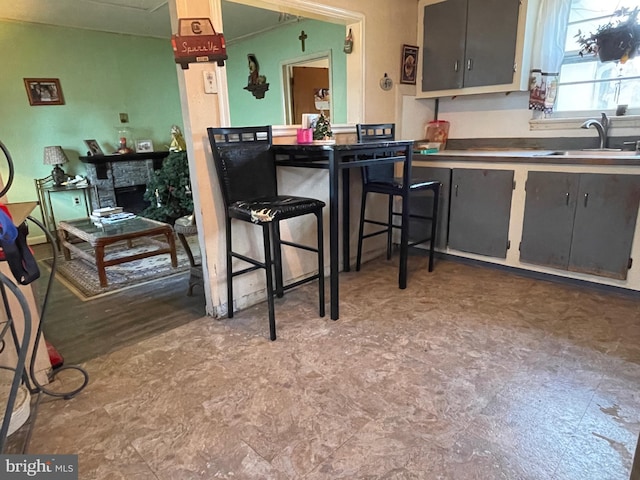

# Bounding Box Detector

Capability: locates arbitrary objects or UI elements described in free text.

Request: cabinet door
[464,0,520,88]
[569,174,640,280]
[409,166,451,249]
[421,0,466,91]
[449,168,514,258]
[520,172,579,270]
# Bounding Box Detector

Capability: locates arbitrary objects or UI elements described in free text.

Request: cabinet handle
[455,184,459,197]
[566,192,569,205]
[454,60,459,72]
[467,58,473,70]
[584,193,589,207]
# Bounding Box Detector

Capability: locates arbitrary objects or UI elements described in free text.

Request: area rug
[43,236,201,301]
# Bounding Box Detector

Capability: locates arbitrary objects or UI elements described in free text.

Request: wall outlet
[73,196,81,206]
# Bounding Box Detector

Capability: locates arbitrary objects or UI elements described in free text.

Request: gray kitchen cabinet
[449,168,514,258]
[409,166,451,249]
[520,172,640,280]
[519,172,578,270]
[421,0,520,92]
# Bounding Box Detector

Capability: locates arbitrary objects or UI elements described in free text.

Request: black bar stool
[355,123,440,283]
[207,126,325,340]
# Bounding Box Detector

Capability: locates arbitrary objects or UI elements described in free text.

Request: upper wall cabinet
[417,0,539,98]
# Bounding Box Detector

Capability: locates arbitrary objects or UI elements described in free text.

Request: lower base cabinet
[520,171,640,280]
[449,168,515,258]
[409,166,451,249]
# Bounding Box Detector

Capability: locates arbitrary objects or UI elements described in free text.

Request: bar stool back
[207,126,325,340]
[356,123,440,286]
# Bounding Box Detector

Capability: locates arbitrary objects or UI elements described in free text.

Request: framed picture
[24,78,65,106]
[135,139,154,153]
[301,113,320,129]
[84,139,104,156]
[400,45,418,85]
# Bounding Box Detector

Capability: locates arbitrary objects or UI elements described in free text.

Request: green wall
[226,19,347,126]
[0,20,182,225]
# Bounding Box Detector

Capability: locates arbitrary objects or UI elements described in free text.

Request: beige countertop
[416,149,640,166]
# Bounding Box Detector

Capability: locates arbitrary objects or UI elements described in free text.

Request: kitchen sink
[542,149,638,157]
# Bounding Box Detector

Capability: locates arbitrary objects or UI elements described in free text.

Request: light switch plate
[203,71,217,94]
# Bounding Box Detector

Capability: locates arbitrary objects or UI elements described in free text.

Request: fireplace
[81,152,168,214]
[115,185,150,214]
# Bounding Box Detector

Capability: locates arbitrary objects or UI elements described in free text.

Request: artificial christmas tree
[313,112,333,141]
[141,150,193,224]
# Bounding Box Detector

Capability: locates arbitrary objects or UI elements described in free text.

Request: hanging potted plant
[576,7,640,63]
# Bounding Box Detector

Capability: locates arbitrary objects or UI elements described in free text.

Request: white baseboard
[28,234,49,246]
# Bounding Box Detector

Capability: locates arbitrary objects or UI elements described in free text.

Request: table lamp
[43,146,69,186]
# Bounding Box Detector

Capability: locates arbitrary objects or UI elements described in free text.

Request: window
[555,0,640,114]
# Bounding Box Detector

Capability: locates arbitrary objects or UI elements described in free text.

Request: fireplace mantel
[79,151,169,164]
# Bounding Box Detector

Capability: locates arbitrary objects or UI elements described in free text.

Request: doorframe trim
[281,50,332,125]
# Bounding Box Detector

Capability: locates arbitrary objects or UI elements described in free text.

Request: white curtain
[529,0,572,113]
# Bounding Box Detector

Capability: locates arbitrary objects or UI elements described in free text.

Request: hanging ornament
[344,28,353,54]
[379,73,393,91]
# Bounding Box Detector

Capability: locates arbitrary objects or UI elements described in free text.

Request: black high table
[273,140,414,320]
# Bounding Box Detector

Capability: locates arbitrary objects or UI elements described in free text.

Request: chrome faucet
[581,112,609,149]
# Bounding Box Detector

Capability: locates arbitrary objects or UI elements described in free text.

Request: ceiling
[0,0,302,41]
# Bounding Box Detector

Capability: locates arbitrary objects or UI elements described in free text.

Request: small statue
[169,125,187,152]
[247,54,267,86]
[244,54,269,99]
[117,136,133,154]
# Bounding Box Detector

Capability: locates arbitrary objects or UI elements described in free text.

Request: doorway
[283,54,331,125]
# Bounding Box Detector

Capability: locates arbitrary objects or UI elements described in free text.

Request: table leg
[329,150,339,320]
[166,231,178,267]
[342,166,350,272]
[95,244,108,287]
[59,229,71,261]
[398,146,412,289]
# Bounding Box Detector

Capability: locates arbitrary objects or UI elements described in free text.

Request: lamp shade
[43,146,68,166]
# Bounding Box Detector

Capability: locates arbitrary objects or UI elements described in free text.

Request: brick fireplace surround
[80,152,168,214]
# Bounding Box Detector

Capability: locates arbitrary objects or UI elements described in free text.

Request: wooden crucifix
[298,30,307,52]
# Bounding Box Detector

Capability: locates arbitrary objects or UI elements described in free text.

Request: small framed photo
[24,78,65,106]
[400,45,418,85]
[135,139,154,153]
[301,113,320,129]
[84,139,104,156]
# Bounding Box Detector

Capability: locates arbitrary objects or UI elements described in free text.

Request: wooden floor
[30,242,206,366]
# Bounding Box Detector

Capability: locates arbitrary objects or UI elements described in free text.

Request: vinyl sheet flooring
[6,253,640,479]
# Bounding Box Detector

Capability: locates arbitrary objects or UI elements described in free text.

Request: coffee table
[58,217,177,287]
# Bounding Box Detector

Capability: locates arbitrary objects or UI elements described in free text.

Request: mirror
[221,0,351,126]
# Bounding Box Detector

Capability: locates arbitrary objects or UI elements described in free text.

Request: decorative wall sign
[171,18,227,69]
[24,78,65,106]
[400,45,418,85]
